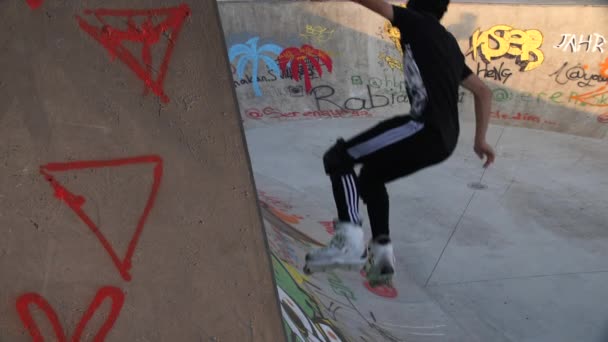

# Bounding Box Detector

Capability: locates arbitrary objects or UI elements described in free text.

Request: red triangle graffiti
[40,155,163,282]
[75,4,191,103]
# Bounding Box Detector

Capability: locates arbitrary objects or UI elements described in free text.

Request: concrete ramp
[256,173,473,341]
[1,1,283,341]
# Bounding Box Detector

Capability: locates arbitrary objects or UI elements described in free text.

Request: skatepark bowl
[1,1,607,341]
[220,2,608,342]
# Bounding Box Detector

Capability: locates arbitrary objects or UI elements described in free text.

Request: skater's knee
[323,138,355,175]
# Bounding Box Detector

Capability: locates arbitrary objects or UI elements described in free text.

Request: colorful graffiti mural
[272,253,347,342]
[222,3,608,138]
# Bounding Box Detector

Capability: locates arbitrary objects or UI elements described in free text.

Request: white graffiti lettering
[554,33,605,53]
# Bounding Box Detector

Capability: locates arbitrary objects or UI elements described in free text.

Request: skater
[304,0,496,286]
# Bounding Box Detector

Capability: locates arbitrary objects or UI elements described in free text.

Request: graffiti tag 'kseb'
[468,25,545,72]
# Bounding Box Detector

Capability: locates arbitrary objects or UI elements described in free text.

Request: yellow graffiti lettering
[379,53,403,71]
[380,4,405,55]
[300,25,335,44]
[383,22,403,55]
[469,25,545,72]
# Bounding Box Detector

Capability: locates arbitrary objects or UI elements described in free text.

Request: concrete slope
[256,172,481,342]
[0,1,283,341]
[246,117,608,342]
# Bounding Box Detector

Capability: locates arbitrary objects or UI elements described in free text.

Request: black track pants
[324,115,452,239]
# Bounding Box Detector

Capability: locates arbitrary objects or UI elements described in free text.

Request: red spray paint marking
[600,57,608,78]
[40,155,163,281]
[16,286,125,342]
[278,44,333,93]
[359,270,398,299]
[26,0,43,10]
[318,220,335,235]
[75,4,191,103]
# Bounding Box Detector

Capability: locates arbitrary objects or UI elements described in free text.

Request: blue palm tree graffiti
[229,37,283,97]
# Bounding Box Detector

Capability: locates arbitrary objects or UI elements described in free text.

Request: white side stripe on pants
[347,120,424,159]
[341,174,359,223]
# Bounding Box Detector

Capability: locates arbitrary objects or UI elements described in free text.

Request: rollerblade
[363,236,395,287]
[303,220,367,274]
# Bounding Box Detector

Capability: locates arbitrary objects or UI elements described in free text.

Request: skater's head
[406,0,450,20]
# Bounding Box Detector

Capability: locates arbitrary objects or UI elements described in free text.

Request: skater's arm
[461,73,491,141]
[350,0,394,21]
[461,73,496,168]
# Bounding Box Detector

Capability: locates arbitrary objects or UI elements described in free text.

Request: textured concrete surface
[245,116,608,342]
[0,1,283,341]
[219,1,608,341]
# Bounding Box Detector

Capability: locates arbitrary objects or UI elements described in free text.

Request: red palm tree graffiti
[278,45,332,93]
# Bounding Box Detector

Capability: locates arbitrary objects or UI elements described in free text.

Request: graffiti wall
[0,1,284,340]
[218,2,608,140]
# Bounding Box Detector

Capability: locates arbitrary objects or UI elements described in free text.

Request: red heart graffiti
[16,286,125,342]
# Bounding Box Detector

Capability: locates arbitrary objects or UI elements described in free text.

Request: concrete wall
[219,2,608,139]
[0,1,284,340]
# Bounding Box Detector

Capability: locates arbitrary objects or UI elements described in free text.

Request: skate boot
[363,236,396,287]
[303,220,367,274]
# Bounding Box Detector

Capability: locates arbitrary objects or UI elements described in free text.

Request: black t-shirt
[391,5,472,151]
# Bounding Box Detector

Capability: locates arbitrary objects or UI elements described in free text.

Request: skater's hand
[474,139,495,168]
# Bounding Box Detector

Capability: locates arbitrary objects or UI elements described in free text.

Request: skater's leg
[358,170,389,239]
[355,121,451,240]
[329,172,362,224]
[345,119,452,285]
[322,115,424,227]
[323,140,362,225]
[304,115,449,275]
[303,140,366,274]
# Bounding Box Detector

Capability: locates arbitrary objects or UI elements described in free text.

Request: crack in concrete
[424,126,507,287]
